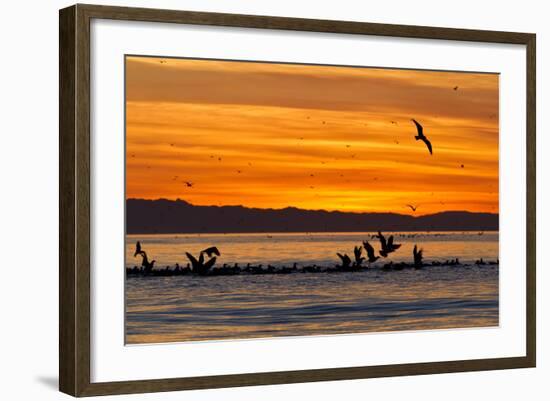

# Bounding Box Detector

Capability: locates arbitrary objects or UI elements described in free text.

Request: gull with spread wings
[376,231,402,257]
[411,119,433,155]
[362,240,380,264]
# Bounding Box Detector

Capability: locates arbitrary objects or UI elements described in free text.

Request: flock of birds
[159,117,437,214]
[336,231,418,269]
[134,64,479,214]
[128,231,497,277]
[128,80,495,277]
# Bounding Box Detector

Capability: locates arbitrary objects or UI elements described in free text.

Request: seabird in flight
[362,241,380,264]
[134,241,142,257]
[411,119,433,155]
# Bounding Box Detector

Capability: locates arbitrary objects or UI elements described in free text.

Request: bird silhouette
[406,204,418,212]
[201,246,220,257]
[453,86,458,91]
[362,241,380,263]
[411,119,433,155]
[184,181,193,187]
[413,245,424,269]
[376,231,401,257]
[133,241,142,257]
[387,235,401,252]
[337,253,352,269]
[353,246,365,267]
[185,252,217,275]
[376,231,389,257]
[139,251,156,273]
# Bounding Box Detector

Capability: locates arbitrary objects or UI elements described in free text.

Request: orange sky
[125,56,499,215]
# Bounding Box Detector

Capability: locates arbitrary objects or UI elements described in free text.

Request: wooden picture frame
[59,3,536,397]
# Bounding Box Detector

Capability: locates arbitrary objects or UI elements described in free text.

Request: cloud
[125,57,499,214]
[126,57,498,122]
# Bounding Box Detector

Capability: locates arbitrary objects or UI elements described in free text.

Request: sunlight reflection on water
[126,231,498,268]
[125,232,498,344]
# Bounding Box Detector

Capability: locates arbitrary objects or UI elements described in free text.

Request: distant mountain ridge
[126,198,498,234]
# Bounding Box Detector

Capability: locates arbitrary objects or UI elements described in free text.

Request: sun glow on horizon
[126,56,499,215]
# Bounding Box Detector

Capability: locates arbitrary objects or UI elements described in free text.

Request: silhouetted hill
[126,199,498,234]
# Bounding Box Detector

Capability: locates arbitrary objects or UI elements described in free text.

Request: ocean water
[125,232,499,344]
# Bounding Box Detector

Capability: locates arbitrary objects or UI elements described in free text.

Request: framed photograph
[59,4,536,397]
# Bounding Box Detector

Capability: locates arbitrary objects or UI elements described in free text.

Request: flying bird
[376,231,401,257]
[139,251,156,273]
[185,251,217,275]
[453,86,459,91]
[184,181,193,187]
[376,231,389,257]
[201,246,221,257]
[337,253,352,269]
[413,245,424,269]
[411,119,433,155]
[362,241,380,263]
[406,204,418,212]
[387,235,402,252]
[134,241,142,257]
[353,246,365,266]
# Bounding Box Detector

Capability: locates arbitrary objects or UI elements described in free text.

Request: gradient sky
[125,56,499,215]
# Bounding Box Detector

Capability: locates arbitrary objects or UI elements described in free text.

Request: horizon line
[126,197,499,217]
